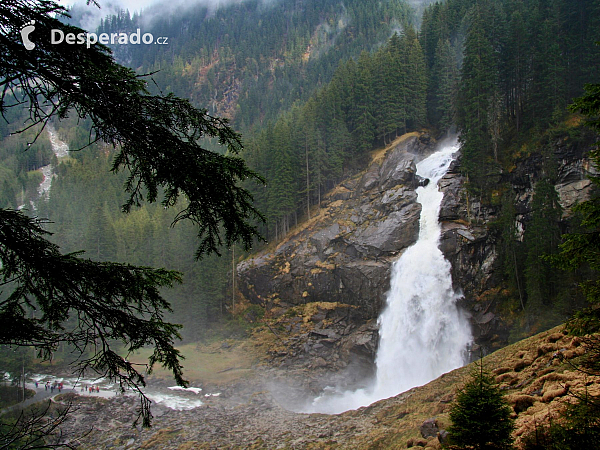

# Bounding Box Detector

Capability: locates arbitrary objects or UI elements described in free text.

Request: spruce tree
[456,4,497,191]
[448,361,515,450]
[555,80,600,333]
[349,51,376,156]
[524,177,563,317]
[403,28,427,130]
[430,38,458,133]
[0,0,265,430]
[373,48,397,145]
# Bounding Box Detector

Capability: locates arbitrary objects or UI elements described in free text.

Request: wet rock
[352,204,421,257]
[438,172,464,221]
[237,134,436,319]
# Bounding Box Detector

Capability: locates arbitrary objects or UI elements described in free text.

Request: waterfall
[308,139,472,414]
[38,125,69,200]
[19,125,69,210]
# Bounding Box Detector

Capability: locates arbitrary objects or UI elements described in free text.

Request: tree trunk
[306,142,311,220]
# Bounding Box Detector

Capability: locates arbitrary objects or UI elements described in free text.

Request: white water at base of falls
[306,139,472,414]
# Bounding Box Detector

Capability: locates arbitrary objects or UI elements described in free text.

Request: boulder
[379,148,418,191]
[420,418,439,439]
[351,203,421,257]
[437,429,450,445]
[310,223,340,255]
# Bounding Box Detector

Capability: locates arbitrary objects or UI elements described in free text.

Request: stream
[22,373,216,411]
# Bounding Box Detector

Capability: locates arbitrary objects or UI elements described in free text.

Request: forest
[94,0,416,131]
[245,0,600,240]
[240,0,600,336]
[1,0,600,341]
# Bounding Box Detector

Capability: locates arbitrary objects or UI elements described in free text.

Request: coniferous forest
[5,0,600,447]
[1,0,600,341]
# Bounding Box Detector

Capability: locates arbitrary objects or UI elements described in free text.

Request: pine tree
[85,202,117,262]
[448,361,515,450]
[373,48,398,145]
[524,177,563,315]
[456,4,497,190]
[268,119,296,238]
[430,38,458,133]
[527,1,566,126]
[349,51,376,156]
[403,28,427,130]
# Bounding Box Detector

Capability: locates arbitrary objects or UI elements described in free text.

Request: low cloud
[65,0,277,31]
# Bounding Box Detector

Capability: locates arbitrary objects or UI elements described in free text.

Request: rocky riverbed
[52,367,416,449]
[36,326,599,449]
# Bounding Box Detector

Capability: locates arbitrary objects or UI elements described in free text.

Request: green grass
[127,340,257,386]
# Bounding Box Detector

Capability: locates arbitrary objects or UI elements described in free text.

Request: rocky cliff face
[237,133,434,378]
[437,132,596,350]
[238,133,434,320]
[237,130,596,374]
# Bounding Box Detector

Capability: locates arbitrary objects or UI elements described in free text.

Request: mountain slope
[49,324,597,449]
[95,0,415,131]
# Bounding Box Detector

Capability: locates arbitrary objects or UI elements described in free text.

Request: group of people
[42,381,63,393]
[35,380,101,395]
[81,384,100,393]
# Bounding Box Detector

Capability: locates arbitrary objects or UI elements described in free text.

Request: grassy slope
[131,318,599,449]
[344,325,596,449]
[128,340,258,387]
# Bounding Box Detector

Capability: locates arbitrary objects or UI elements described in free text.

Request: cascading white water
[308,139,472,414]
[18,125,69,210]
[38,125,69,199]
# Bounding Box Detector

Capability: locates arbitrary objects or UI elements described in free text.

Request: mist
[63,0,276,31]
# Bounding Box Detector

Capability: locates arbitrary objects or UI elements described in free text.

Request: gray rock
[556,179,592,214]
[438,429,450,445]
[237,134,434,319]
[310,223,340,254]
[439,172,464,221]
[420,417,439,438]
[352,204,421,257]
[379,146,418,191]
[357,163,381,193]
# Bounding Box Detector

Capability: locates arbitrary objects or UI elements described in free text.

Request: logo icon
[20,20,35,51]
